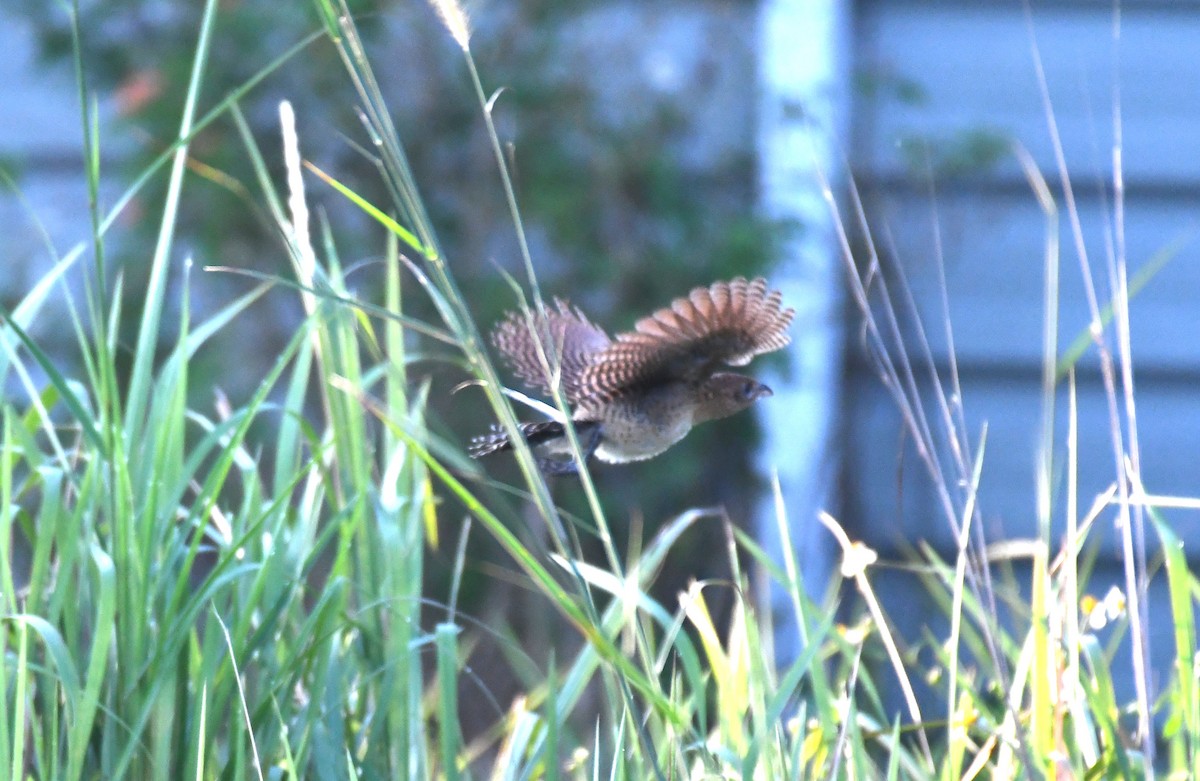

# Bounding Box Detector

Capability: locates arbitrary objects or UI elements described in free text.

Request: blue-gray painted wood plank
[846,1,1200,561]
[855,3,1200,185]
[0,10,93,157]
[845,371,1200,557]
[861,191,1200,369]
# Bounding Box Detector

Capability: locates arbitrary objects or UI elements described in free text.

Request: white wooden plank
[759,0,852,617]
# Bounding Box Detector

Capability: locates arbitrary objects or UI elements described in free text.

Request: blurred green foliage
[16,0,783,608]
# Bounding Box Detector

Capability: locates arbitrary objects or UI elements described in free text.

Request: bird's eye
[740,381,757,400]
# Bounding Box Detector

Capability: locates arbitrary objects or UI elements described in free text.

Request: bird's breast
[585,386,696,463]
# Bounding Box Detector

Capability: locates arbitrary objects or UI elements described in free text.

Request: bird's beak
[757,384,773,399]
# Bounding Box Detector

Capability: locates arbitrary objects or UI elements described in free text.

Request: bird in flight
[470,277,794,475]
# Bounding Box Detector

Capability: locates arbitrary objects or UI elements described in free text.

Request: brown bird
[470,277,794,475]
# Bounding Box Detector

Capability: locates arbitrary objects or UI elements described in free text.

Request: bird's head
[694,372,773,423]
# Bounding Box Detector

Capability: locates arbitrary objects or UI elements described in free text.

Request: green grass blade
[66,546,116,780]
[124,0,219,444]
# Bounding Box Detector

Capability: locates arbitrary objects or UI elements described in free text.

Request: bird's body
[586,383,698,463]
[542,382,702,463]
[470,277,793,474]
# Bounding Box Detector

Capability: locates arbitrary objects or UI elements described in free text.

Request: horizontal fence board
[853,189,1200,370]
[0,172,98,295]
[0,11,95,157]
[843,370,1200,557]
[854,3,1200,185]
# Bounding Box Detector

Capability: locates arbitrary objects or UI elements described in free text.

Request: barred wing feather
[578,277,794,402]
[491,299,612,403]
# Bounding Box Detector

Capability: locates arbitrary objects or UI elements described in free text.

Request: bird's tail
[468,420,566,458]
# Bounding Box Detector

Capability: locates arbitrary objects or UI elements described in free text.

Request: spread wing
[577,277,794,402]
[491,298,612,403]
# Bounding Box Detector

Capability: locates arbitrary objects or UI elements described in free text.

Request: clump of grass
[1,0,1197,778]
